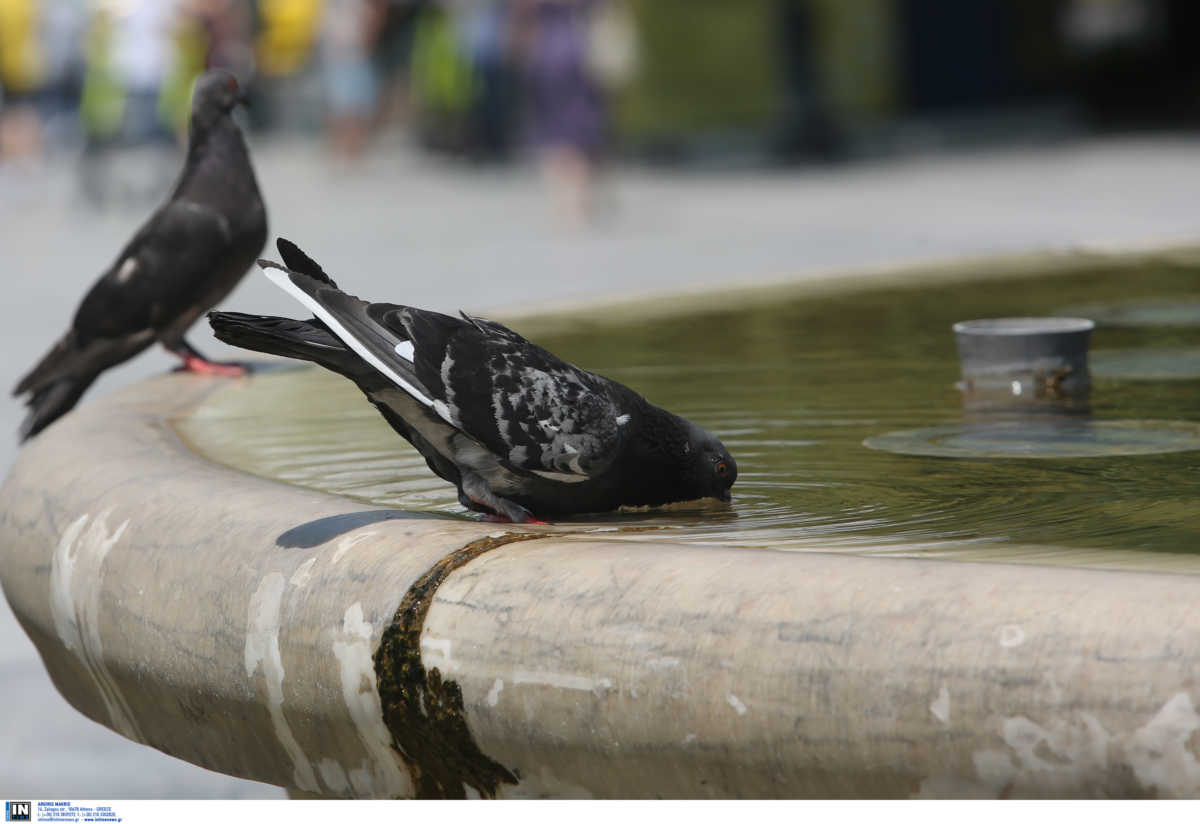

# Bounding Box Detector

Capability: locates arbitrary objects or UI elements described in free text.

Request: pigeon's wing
[259,262,444,412]
[72,199,236,343]
[375,305,630,482]
[262,260,627,481]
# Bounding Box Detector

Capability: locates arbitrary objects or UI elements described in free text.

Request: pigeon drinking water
[13,69,267,441]
[209,239,736,522]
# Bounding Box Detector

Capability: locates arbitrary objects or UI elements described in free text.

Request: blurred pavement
[3,135,1200,796]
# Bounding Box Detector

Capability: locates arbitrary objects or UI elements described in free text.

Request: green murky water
[178,253,1200,571]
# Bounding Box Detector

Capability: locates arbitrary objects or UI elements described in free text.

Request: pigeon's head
[681,422,738,504]
[189,69,247,133]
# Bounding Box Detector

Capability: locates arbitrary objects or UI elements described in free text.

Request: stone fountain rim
[7,244,1200,798]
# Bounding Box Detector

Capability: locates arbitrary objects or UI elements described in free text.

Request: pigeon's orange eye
[715,462,728,477]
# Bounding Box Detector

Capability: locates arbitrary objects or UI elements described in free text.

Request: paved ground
[3,134,1200,797]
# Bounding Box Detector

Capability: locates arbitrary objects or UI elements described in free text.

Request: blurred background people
[0,0,84,167]
[77,0,255,202]
[514,0,631,223]
[319,0,386,158]
[80,0,177,148]
[408,0,475,154]
[2,0,1200,209]
[460,0,517,162]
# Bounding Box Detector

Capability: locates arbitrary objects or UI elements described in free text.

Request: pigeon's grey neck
[175,116,260,204]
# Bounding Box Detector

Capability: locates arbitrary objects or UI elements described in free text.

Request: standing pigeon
[13,69,267,441]
[209,239,736,522]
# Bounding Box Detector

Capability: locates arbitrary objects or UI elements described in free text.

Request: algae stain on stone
[373,532,558,799]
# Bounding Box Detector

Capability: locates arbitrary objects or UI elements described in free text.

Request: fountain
[4,246,1200,798]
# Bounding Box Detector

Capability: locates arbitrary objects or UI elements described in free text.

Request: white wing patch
[531,468,590,484]
[616,414,630,426]
[260,264,447,418]
[393,340,415,361]
[115,258,138,284]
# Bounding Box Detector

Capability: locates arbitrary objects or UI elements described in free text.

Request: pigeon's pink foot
[480,512,550,525]
[180,356,246,377]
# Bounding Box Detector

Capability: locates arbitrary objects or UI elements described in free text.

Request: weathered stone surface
[3,371,1200,798]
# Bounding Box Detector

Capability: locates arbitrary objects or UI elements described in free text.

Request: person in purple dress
[515,0,613,223]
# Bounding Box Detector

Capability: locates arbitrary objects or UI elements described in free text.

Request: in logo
[4,802,30,822]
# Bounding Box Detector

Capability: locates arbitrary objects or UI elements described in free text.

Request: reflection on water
[1057,297,1200,328]
[178,256,1200,571]
[865,419,1200,458]
[1092,347,1200,380]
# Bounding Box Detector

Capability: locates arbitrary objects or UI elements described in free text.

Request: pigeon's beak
[716,489,732,503]
[235,89,250,107]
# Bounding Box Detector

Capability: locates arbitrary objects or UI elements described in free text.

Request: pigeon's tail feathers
[15,328,156,441]
[14,331,78,397]
[208,311,364,376]
[258,262,441,413]
[18,376,97,442]
[275,238,338,288]
[13,331,98,441]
